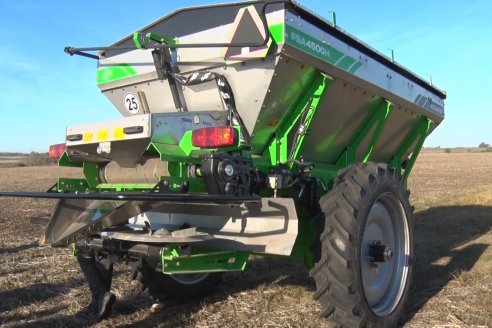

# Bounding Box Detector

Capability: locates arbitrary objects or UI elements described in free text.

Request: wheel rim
[170,273,210,285]
[361,192,410,317]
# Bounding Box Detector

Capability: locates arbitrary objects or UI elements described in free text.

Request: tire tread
[310,162,413,328]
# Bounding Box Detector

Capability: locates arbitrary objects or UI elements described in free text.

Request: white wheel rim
[361,192,410,317]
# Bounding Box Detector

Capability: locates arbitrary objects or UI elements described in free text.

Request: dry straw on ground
[0,151,491,327]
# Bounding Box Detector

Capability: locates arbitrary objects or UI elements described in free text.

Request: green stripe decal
[269,23,284,44]
[97,64,138,85]
[349,62,363,73]
[337,56,356,70]
[285,25,362,74]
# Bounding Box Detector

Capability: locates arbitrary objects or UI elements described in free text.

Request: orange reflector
[49,143,66,159]
[191,126,237,148]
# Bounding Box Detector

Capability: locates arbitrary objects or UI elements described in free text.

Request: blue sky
[0,0,490,152]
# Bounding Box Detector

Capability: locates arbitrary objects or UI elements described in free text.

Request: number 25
[126,97,137,110]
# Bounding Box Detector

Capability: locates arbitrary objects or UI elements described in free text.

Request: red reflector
[49,143,66,159]
[191,126,237,148]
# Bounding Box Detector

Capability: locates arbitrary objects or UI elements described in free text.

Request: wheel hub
[368,241,394,263]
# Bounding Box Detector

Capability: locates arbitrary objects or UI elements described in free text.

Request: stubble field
[0,151,491,327]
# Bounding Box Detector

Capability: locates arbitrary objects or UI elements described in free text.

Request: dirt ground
[0,152,491,327]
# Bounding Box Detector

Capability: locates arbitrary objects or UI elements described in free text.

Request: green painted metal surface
[390,116,432,181]
[83,162,101,189]
[289,212,317,268]
[96,64,138,85]
[161,246,249,274]
[263,73,329,167]
[269,23,284,44]
[336,100,394,168]
[70,242,77,257]
[178,130,200,156]
[58,178,90,192]
[144,32,178,46]
[58,152,82,168]
[285,25,363,74]
[149,126,243,162]
[133,31,178,49]
[289,76,330,162]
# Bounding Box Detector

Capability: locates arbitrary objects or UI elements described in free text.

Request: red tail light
[191,126,237,148]
[49,143,66,159]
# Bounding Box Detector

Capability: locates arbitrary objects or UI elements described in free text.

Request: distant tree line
[0,152,26,156]
[19,152,56,166]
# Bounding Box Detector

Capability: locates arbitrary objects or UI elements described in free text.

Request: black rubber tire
[310,162,413,328]
[133,262,223,302]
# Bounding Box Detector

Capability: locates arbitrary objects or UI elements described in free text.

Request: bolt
[384,248,394,262]
[224,164,234,177]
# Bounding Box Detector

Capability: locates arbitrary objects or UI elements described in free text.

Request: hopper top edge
[105,0,445,100]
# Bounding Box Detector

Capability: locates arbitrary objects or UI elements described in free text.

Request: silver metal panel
[151,111,229,144]
[66,139,152,167]
[133,197,298,256]
[64,111,231,167]
[102,229,214,244]
[99,50,155,76]
[301,79,379,163]
[66,115,152,166]
[211,56,278,133]
[106,2,285,53]
[101,56,277,135]
[250,55,319,153]
[284,11,445,122]
[66,114,151,146]
[367,111,423,163]
[40,199,136,246]
[41,196,299,253]
[97,4,284,130]
[100,70,224,116]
